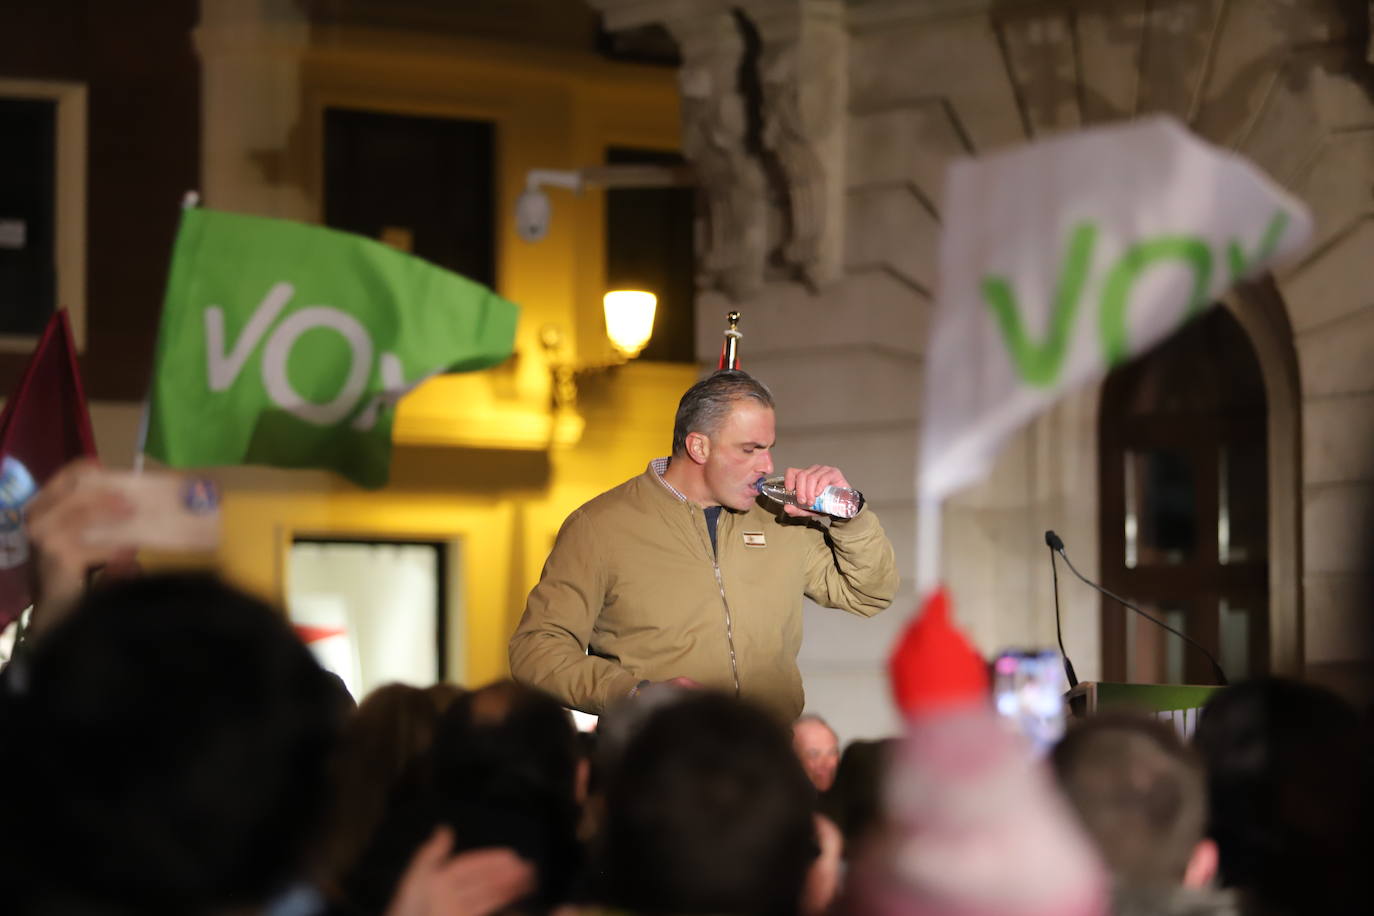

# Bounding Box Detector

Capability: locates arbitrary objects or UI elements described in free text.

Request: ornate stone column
[195,0,311,220]
[590,0,848,298]
[742,0,847,288]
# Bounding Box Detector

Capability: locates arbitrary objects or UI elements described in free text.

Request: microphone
[1044,530,1229,686]
[1045,531,1078,688]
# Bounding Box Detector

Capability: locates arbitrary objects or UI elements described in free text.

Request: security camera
[517,164,695,244]
[515,189,551,242]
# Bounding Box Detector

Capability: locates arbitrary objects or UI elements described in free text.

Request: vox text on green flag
[145,208,519,488]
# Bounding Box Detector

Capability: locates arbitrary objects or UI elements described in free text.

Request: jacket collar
[648,459,755,522]
[648,457,690,504]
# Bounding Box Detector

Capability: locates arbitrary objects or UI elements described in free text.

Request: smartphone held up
[993,649,1067,753]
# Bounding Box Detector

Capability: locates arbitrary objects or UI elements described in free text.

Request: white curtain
[288,541,441,699]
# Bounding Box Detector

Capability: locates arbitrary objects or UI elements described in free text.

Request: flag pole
[132,402,150,474]
[134,190,201,473]
[916,494,941,597]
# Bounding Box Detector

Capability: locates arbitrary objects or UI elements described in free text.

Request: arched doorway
[1098,307,1270,685]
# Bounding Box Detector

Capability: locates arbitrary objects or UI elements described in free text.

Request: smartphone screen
[993,649,1066,753]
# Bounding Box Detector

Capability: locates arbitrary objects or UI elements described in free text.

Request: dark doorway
[1099,308,1270,685]
[0,97,57,336]
[324,108,495,287]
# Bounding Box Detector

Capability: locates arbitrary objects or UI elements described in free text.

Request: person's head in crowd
[322,681,465,884]
[430,679,581,817]
[670,369,777,511]
[793,713,841,793]
[596,682,693,784]
[845,708,1108,916]
[0,573,343,915]
[344,680,582,914]
[321,669,359,716]
[603,692,819,916]
[824,737,898,859]
[434,680,583,906]
[1193,677,1367,911]
[1052,714,1216,889]
[425,680,465,713]
[843,591,1107,916]
[573,682,694,854]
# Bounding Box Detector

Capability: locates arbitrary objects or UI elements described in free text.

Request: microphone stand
[1050,536,1229,686]
[1047,537,1078,688]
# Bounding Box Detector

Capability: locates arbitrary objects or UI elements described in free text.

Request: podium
[1065,682,1222,740]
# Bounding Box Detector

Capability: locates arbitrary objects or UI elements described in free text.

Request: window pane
[1124,601,1188,684]
[1219,445,1267,565]
[0,97,57,335]
[325,108,494,286]
[288,540,443,700]
[1125,450,1196,567]
[1219,599,1251,681]
[606,147,695,363]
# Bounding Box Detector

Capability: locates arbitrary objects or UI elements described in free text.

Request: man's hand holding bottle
[759,465,865,519]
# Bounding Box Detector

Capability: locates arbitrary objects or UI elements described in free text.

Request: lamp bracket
[517,164,696,242]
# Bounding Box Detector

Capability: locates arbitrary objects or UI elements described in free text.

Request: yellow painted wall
[141,26,698,686]
[197,361,694,687]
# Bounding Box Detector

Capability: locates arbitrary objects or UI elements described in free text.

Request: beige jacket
[508,459,899,722]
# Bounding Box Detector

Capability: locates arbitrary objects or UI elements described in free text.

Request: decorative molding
[194,0,313,221]
[1221,280,1305,678]
[1368,1,1374,65]
[846,0,1036,31]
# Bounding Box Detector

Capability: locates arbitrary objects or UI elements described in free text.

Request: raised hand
[24,459,137,634]
[781,465,851,518]
[384,827,535,916]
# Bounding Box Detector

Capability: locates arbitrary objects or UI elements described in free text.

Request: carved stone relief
[590,0,847,299]
[743,0,846,288]
[673,10,771,300]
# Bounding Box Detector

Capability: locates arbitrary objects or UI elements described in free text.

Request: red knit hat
[888,588,990,717]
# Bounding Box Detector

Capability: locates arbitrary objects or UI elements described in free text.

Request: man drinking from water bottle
[509,370,898,723]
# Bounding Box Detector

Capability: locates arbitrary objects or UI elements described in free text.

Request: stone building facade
[590,0,1374,737]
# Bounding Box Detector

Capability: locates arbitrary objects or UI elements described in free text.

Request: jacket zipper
[712,558,742,697]
[694,507,742,696]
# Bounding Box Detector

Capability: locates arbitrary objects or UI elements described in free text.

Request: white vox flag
[919,116,1312,512]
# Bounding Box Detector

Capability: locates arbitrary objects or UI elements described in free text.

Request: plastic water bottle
[755,476,864,519]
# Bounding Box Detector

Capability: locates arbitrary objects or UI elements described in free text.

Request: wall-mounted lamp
[541,287,658,412]
[603,289,657,358]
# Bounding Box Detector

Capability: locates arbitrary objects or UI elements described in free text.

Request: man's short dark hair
[1193,677,1364,907]
[0,573,342,914]
[671,370,775,456]
[603,692,817,916]
[1051,714,1206,886]
[825,737,897,856]
[343,681,583,914]
[431,679,581,823]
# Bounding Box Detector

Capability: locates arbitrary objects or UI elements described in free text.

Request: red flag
[293,624,347,644]
[0,309,98,628]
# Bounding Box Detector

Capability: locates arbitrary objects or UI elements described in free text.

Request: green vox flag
[145,208,519,488]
